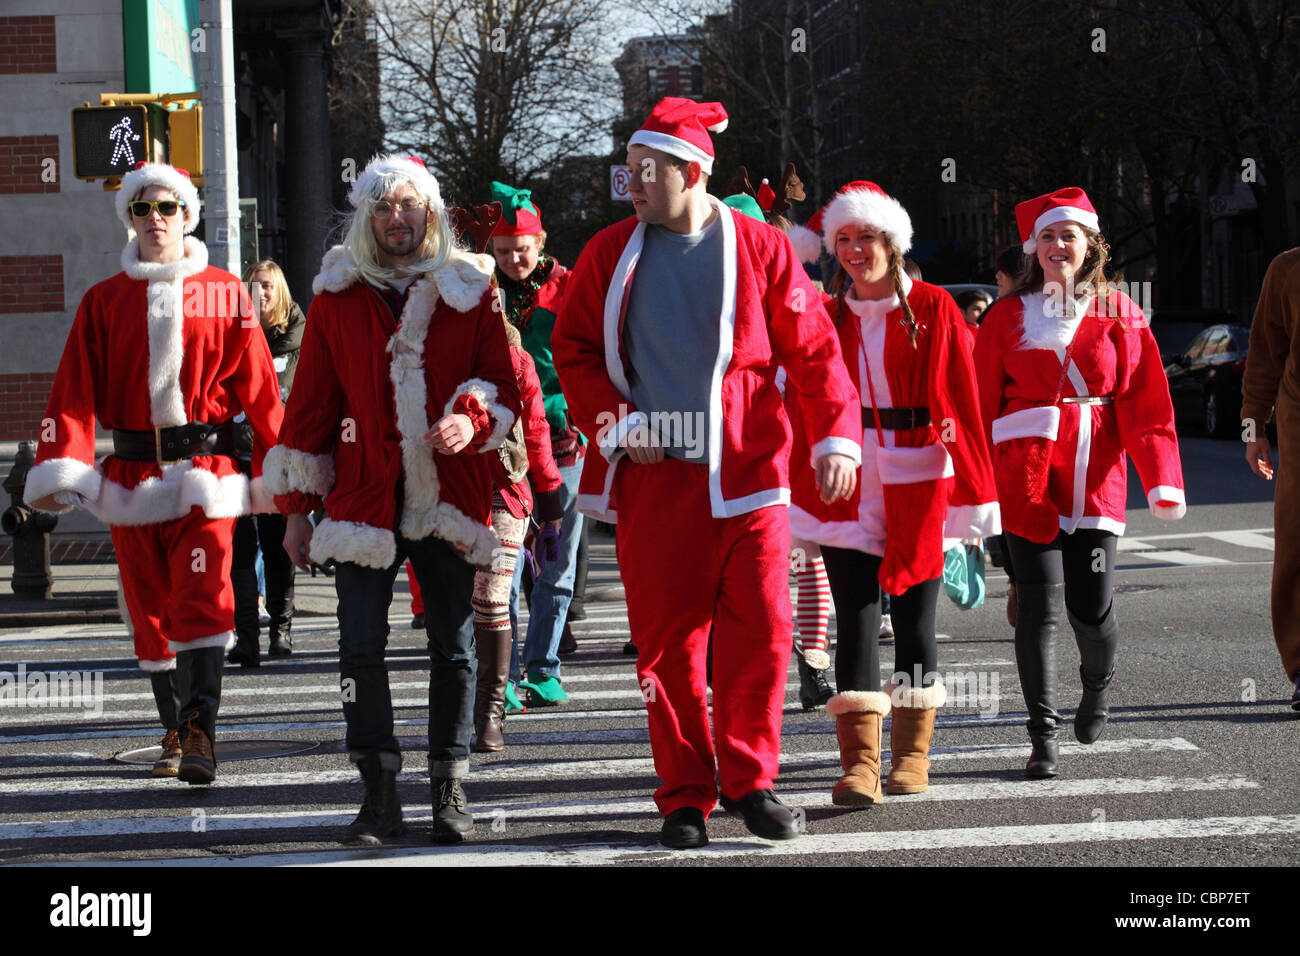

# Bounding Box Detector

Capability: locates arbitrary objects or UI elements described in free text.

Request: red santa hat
[116,162,201,234]
[816,180,913,255]
[627,97,729,175]
[1016,187,1099,254]
[349,153,444,211]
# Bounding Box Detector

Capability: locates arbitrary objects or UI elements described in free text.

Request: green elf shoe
[518,671,569,706]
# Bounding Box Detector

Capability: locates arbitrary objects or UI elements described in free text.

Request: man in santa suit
[24,162,284,785]
[551,98,861,849]
[974,187,1185,777]
[270,154,520,845]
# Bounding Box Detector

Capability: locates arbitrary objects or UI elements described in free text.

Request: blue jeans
[520,459,585,678]
[507,543,526,683]
[334,533,476,778]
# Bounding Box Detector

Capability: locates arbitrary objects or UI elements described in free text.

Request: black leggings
[1004,530,1116,625]
[232,512,295,606]
[821,545,941,693]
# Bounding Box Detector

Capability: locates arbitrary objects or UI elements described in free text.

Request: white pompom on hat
[628,96,729,175]
[349,154,444,211]
[815,180,913,256]
[116,162,201,234]
[785,223,823,264]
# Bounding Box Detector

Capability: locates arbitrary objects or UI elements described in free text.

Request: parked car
[1163,323,1252,439]
[1148,309,1236,365]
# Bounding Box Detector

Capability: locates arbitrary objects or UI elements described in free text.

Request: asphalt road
[0,435,1295,872]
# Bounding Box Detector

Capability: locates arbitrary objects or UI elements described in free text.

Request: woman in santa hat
[789,182,1000,808]
[973,187,1185,779]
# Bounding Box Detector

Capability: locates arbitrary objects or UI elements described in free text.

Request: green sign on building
[122,0,201,95]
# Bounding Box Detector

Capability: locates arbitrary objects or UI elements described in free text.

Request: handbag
[943,542,986,610]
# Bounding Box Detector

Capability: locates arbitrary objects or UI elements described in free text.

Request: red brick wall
[0,372,56,441]
[0,135,60,194]
[0,16,56,74]
[0,255,63,314]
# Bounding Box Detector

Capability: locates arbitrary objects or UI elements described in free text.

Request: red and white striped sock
[794,556,831,668]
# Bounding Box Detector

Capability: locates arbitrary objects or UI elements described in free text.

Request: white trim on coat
[1062,514,1126,536]
[138,657,176,673]
[945,501,1002,539]
[875,442,954,485]
[811,436,863,467]
[173,630,235,653]
[309,517,398,570]
[706,195,738,516]
[88,463,250,526]
[991,405,1061,444]
[577,460,621,524]
[262,444,336,497]
[1147,485,1187,520]
[597,409,648,464]
[788,505,880,556]
[445,376,515,453]
[23,457,103,513]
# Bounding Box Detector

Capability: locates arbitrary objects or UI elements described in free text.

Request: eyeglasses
[129,200,185,219]
[372,199,427,219]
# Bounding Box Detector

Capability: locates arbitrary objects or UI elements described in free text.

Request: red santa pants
[614,456,793,817]
[111,507,237,670]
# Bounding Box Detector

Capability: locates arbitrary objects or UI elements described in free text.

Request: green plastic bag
[943,543,986,611]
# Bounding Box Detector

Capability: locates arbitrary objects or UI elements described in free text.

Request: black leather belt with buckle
[863,406,931,430]
[112,421,238,464]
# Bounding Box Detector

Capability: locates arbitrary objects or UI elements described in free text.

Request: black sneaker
[660,807,708,849]
[720,789,798,840]
[430,777,474,843]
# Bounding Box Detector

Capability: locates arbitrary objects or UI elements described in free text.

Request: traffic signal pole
[199,0,240,275]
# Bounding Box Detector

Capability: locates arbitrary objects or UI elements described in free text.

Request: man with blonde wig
[270,154,520,845]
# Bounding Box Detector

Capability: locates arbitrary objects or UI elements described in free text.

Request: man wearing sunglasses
[24,162,284,785]
[268,154,520,845]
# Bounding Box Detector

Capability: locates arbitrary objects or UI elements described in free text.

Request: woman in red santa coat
[973,187,1185,779]
[789,181,1000,808]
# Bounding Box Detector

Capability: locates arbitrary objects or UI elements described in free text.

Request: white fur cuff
[309,517,398,570]
[801,649,831,670]
[811,436,862,468]
[945,502,1001,539]
[826,690,892,717]
[262,444,336,497]
[138,657,177,673]
[597,409,648,464]
[1147,485,1187,521]
[23,457,102,513]
[446,378,515,452]
[884,681,948,710]
[992,405,1060,444]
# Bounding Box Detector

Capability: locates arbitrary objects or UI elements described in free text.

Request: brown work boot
[827,691,891,808]
[473,628,511,753]
[152,728,182,778]
[178,715,216,786]
[884,682,947,795]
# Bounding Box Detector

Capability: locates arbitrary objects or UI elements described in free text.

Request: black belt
[863,406,931,431]
[112,421,238,464]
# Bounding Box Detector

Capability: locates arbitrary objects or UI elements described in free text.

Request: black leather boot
[796,654,834,710]
[227,568,261,668]
[344,752,405,845]
[266,588,294,657]
[1069,605,1119,744]
[176,646,224,785]
[1015,583,1064,779]
[430,777,474,843]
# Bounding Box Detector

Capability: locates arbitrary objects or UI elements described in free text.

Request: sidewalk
[0,524,625,629]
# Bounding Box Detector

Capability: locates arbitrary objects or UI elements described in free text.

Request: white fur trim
[811,436,862,467]
[597,409,648,464]
[138,657,176,673]
[121,235,208,282]
[23,458,102,513]
[826,690,891,716]
[89,464,251,525]
[945,502,1001,539]
[821,188,913,255]
[1023,207,1099,253]
[309,517,397,570]
[1017,293,1093,351]
[786,224,822,264]
[876,442,954,485]
[429,253,494,312]
[626,129,715,174]
[801,649,831,670]
[1147,485,1187,521]
[884,681,948,710]
[172,630,234,653]
[445,377,514,452]
[313,245,355,295]
[349,154,443,210]
[788,505,878,555]
[991,406,1060,444]
[117,163,202,234]
[262,444,336,497]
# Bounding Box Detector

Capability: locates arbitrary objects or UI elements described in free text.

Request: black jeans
[232,513,295,612]
[334,534,477,778]
[821,545,941,693]
[1004,530,1116,625]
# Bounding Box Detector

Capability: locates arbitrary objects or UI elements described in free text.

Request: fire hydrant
[2,440,57,599]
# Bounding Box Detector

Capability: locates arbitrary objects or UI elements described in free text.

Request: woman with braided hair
[789,181,999,808]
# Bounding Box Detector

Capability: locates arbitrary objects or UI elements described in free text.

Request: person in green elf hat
[487,180,586,711]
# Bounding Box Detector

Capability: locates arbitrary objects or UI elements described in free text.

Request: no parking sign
[610,165,632,201]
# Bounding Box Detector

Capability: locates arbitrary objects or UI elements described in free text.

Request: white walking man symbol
[108,116,141,166]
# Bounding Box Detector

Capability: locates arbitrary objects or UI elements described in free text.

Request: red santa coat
[551,197,862,523]
[24,237,283,523]
[973,289,1186,539]
[788,276,1000,593]
[493,345,564,520]
[264,246,521,569]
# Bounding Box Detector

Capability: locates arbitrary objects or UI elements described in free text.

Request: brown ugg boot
[827,691,892,808]
[884,682,947,794]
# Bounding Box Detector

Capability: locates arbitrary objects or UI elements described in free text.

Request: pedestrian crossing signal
[72,105,154,179]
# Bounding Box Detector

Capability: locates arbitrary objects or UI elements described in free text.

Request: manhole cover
[113,739,320,765]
